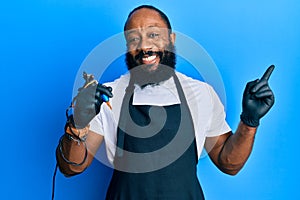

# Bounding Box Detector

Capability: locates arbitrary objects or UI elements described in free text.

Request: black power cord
[52,163,58,200]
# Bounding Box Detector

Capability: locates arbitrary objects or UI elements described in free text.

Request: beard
[125,43,176,87]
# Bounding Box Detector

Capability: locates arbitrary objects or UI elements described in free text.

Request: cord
[52,163,58,200]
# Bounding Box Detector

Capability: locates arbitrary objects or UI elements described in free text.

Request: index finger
[261,65,275,81]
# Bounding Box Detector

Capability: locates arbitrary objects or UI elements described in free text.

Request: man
[56,5,275,199]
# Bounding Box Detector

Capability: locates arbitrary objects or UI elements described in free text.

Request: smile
[142,54,158,65]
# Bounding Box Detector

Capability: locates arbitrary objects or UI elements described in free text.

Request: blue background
[1,0,299,199]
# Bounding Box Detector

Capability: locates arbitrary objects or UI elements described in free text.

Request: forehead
[125,8,169,31]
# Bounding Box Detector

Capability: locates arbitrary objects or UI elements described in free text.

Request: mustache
[134,50,163,61]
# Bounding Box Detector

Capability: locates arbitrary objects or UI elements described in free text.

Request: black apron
[106,74,205,200]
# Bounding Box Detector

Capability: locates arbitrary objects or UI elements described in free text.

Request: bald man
[56,5,274,200]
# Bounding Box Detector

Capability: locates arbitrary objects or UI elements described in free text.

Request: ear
[170,32,176,45]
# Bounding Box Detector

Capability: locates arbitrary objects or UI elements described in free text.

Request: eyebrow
[125,24,167,35]
[125,29,138,35]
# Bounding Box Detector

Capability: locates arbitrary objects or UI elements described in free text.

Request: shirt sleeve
[205,85,231,137]
[89,113,104,136]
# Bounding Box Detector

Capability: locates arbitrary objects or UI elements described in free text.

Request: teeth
[142,55,156,62]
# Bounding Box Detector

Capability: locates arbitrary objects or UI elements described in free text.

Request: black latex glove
[73,83,113,129]
[240,65,275,127]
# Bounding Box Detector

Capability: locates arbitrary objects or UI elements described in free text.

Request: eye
[128,37,140,43]
[127,38,140,48]
[149,33,159,38]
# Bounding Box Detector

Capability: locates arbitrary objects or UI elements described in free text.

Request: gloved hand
[240,65,275,127]
[73,83,113,129]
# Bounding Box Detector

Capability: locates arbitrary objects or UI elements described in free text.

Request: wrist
[239,121,257,132]
[65,122,90,142]
[240,112,259,127]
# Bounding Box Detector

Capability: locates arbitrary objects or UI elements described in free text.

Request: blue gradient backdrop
[1,0,299,199]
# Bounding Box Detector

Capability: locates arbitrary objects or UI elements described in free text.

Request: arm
[205,65,275,175]
[56,73,113,176]
[205,123,256,175]
[56,129,104,176]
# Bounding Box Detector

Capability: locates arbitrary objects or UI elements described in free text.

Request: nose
[138,37,152,52]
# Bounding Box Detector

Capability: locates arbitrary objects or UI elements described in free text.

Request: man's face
[124,8,176,85]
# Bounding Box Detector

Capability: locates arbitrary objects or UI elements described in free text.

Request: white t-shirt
[90,72,231,164]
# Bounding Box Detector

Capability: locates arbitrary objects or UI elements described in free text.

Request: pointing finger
[261,65,275,81]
